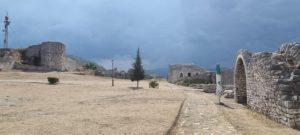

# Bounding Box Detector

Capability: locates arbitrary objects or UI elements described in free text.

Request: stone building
[0,42,82,71]
[23,42,66,70]
[234,42,300,128]
[168,64,211,83]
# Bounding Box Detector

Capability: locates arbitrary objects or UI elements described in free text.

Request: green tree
[129,48,145,88]
[83,62,97,70]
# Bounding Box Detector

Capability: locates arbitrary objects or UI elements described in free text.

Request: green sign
[216,64,221,74]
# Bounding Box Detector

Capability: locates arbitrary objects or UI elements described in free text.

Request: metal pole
[112,60,114,87]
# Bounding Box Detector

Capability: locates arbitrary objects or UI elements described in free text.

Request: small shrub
[48,77,59,85]
[149,80,159,88]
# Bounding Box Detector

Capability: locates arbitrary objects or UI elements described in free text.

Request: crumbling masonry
[234,42,300,128]
[0,42,82,71]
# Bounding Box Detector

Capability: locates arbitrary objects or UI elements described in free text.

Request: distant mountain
[67,55,106,70]
[145,68,168,78]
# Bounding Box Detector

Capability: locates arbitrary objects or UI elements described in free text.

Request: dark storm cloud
[1,0,300,70]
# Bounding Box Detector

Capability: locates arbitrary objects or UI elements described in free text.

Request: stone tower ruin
[0,42,82,71]
[24,42,65,70]
[234,42,300,128]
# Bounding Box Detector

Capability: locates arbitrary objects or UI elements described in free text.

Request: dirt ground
[0,71,185,135]
[1,71,300,135]
[171,90,300,135]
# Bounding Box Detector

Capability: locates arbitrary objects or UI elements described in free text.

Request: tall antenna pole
[3,12,10,48]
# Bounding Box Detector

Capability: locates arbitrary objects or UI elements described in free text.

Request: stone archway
[234,58,247,104]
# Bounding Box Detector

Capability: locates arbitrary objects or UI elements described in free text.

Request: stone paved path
[172,90,241,135]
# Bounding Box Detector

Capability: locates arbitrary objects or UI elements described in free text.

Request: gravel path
[170,88,300,135]
[172,90,241,135]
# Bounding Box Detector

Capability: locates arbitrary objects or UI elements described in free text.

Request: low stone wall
[13,63,53,71]
[202,84,216,93]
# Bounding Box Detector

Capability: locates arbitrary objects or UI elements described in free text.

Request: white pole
[216,64,222,104]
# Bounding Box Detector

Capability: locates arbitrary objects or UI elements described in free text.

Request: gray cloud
[1,0,300,70]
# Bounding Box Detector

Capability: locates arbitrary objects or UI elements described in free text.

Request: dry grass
[0,71,185,135]
[216,95,300,135]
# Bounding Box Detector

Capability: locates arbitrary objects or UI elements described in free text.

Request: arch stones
[234,42,300,129]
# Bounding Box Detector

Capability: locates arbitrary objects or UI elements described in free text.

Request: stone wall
[24,42,65,70]
[0,49,21,71]
[168,64,211,83]
[0,42,82,71]
[41,42,65,70]
[221,68,234,85]
[13,63,53,71]
[63,56,82,71]
[234,42,300,129]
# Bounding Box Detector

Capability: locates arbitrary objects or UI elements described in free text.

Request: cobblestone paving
[174,90,241,135]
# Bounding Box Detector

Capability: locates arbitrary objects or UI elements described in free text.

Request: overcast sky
[1,0,300,70]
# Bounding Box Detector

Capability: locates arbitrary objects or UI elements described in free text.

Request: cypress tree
[129,48,145,88]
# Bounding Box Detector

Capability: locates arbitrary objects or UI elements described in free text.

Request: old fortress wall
[0,42,82,71]
[234,42,300,128]
[168,64,234,85]
[168,64,214,84]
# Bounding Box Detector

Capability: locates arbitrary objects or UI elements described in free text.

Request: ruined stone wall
[234,43,300,129]
[24,45,41,65]
[168,64,210,83]
[24,42,65,70]
[0,49,21,70]
[221,68,234,85]
[22,42,81,71]
[40,42,65,70]
[0,42,82,71]
[63,56,82,71]
[13,63,53,71]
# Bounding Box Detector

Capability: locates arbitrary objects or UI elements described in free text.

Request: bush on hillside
[83,62,98,70]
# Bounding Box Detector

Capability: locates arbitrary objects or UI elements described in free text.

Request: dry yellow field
[0,71,185,135]
[1,71,300,135]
